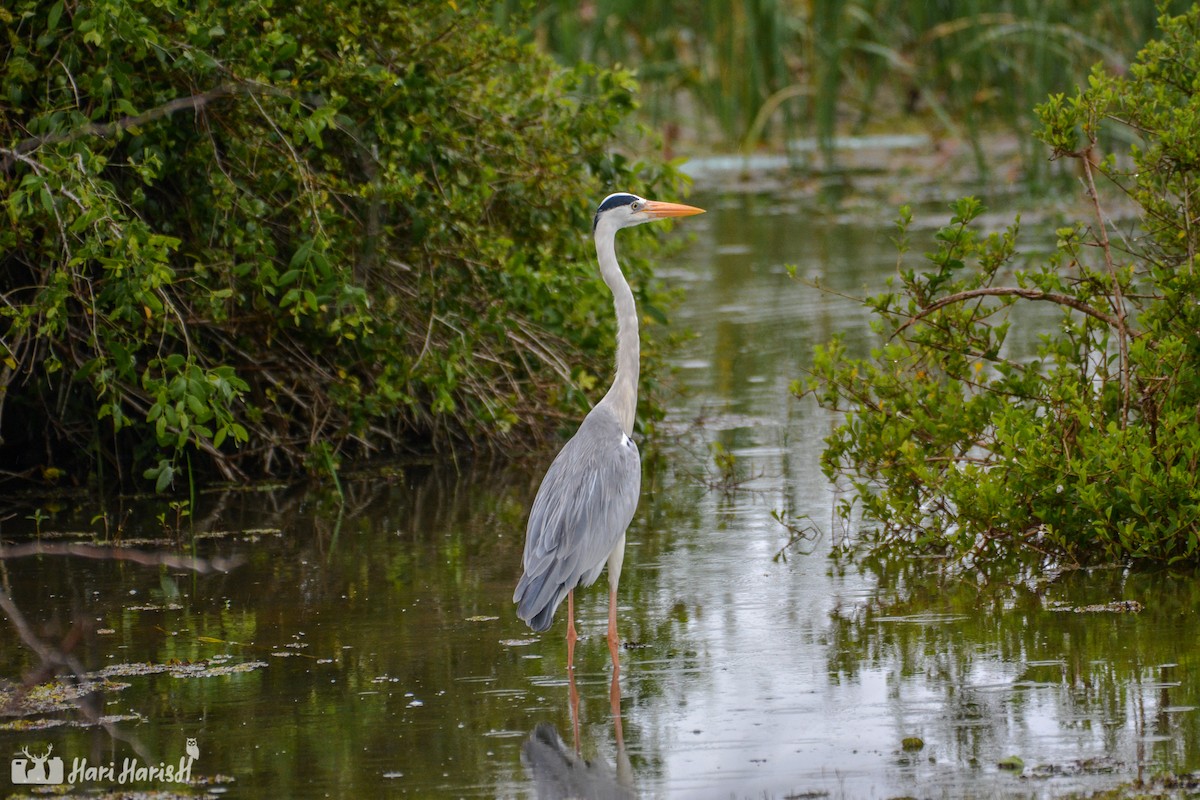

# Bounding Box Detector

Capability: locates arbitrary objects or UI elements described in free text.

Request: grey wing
[513,408,641,632]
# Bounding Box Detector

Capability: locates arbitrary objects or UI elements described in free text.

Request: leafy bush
[0,0,682,489]
[804,5,1200,565]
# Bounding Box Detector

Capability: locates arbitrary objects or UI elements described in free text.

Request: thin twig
[1080,144,1131,424]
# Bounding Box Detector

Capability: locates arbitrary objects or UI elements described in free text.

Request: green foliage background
[806,6,1200,565]
[497,0,1184,176]
[0,0,682,489]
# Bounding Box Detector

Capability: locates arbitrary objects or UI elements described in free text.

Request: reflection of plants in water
[770,509,821,562]
[0,463,589,795]
[684,440,766,493]
[708,441,739,489]
[825,553,1200,774]
[654,408,770,495]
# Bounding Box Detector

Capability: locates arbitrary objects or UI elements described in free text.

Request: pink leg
[569,662,581,753]
[567,590,578,672]
[610,667,624,750]
[606,587,620,674]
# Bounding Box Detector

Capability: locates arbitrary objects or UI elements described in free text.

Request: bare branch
[0,586,61,671]
[1,84,239,173]
[890,286,1131,339]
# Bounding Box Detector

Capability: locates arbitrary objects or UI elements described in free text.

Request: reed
[497,0,1182,173]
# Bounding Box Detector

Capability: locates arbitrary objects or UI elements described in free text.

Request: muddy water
[3,191,1200,799]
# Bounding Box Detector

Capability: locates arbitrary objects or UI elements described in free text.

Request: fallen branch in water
[0,585,154,761]
[0,539,240,757]
[0,541,243,572]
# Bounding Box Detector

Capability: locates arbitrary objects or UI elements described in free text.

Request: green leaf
[155,464,174,493]
[47,1,63,32]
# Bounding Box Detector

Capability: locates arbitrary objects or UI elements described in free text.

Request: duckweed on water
[998,755,1026,772]
[91,655,269,679]
[1,657,269,728]
[1046,600,1144,614]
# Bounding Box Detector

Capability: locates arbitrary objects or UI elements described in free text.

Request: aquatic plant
[0,0,682,490]
[497,0,1180,175]
[805,5,1200,565]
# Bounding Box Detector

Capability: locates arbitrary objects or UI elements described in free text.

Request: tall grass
[496,1,1184,176]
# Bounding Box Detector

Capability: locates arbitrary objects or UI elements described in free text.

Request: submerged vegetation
[806,6,1200,565]
[499,0,1184,174]
[0,0,681,490]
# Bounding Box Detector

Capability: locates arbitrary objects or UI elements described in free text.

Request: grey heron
[513,192,705,672]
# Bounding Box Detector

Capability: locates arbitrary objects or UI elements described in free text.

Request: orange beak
[643,200,706,219]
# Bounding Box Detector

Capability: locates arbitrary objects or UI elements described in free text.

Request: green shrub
[0,0,682,489]
[804,5,1200,565]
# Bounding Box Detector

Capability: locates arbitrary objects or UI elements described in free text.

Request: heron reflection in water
[513,194,704,673]
[522,670,634,799]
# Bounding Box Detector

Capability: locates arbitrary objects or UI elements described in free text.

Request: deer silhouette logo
[10,744,64,785]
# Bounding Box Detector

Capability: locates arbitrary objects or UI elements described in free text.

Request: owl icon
[185,738,200,761]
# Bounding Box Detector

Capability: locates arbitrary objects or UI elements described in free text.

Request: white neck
[594,222,639,435]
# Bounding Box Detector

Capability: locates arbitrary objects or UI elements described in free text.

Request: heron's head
[592,192,704,234]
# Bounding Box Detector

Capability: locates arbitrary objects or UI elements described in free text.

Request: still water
[3,190,1200,799]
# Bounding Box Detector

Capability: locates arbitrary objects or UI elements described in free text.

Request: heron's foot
[607,630,621,671]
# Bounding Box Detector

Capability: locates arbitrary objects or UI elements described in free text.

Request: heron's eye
[630,201,643,211]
